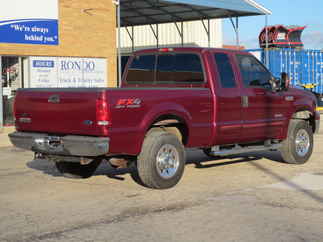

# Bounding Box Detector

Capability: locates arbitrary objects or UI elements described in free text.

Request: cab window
[214,53,236,88]
[156,53,204,83]
[236,54,272,88]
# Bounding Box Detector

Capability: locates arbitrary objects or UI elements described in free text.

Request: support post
[0,56,3,131]
[201,19,211,47]
[230,17,240,48]
[208,19,210,47]
[114,0,122,87]
[149,24,159,48]
[18,57,23,89]
[174,22,184,46]
[181,22,184,46]
[265,15,269,68]
[156,24,159,48]
[132,26,134,52]
[125,26,135,52]
[236,17,239,47]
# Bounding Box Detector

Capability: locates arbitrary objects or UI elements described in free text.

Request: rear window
[126,55,156,83]
[126,53,204,84]
[157,54,204,83]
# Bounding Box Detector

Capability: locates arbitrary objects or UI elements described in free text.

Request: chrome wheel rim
[156,144,180,179]
[295,129,310,157]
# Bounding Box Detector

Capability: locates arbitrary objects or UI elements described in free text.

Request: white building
[120,19,223,54]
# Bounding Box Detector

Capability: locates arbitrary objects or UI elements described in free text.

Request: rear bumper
[8,132,110,157]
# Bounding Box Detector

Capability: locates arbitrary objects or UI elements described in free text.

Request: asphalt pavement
[0,122,323,242]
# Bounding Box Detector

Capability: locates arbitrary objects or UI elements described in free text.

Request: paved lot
[0,126,323,242]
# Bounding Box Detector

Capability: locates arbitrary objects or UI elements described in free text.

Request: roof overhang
[120,0,272,27]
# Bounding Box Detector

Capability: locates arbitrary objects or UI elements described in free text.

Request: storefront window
[1,56,21,126]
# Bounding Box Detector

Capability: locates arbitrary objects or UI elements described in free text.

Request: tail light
[159,48,174,52]
[96,94,111,127]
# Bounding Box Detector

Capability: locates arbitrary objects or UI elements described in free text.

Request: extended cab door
[211,51,243,144]
[234,53,288,141]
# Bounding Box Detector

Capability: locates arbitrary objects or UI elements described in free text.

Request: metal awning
[120,0,271,27]
[115,0,272,86]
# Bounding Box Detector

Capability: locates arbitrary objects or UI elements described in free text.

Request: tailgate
[14,88,109,136]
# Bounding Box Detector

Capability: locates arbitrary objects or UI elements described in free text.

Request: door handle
[255,90,265,95]
[241,96,249,108]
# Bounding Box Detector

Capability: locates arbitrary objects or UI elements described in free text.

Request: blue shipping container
[248,49,323,94]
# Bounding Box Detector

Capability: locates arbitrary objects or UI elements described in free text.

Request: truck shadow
[189,150,323,204]
[26,150,323,204]
[249,161,323,204]
[26,149,284,181]
[186,149,285,169]
[26,159,136,180]
[27,159,62,177]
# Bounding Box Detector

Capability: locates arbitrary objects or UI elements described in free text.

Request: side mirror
[281,72,290,90]
[268,77,279,92]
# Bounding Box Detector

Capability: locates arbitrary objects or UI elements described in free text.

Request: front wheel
[137,131,185,189]
[280,119,313,164]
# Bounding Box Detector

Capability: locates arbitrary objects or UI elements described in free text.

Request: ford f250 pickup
[9,48,320,189]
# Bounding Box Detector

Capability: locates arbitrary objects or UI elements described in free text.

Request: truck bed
[14,88,108,136]
[14,87,213,155]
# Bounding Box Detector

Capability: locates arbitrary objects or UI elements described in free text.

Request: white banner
[29,57,108,88]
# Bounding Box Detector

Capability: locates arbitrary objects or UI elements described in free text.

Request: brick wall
[0,0,117,87]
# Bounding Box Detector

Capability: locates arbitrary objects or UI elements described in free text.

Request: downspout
[114,0,122,87]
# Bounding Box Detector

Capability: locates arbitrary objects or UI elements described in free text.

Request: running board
[209,143,282,157]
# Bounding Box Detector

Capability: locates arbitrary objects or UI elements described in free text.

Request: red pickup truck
[9,48,320,189]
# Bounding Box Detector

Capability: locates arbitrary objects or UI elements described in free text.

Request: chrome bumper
[8,132,110,157]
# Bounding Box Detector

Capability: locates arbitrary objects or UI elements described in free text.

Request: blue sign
[0,19,59,45]
[0,1,59,45]
[33,60,55,68]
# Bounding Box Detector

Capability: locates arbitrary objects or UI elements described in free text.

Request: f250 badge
[115,98,142,109]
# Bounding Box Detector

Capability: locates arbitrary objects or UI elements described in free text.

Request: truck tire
[137,131,185,189]
[280,119,313,164]
[55,159,101,178]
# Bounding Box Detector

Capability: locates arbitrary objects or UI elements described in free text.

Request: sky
[223,0,323,49]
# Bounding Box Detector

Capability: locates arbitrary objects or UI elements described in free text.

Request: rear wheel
[55,158,102,178]
[280,119,313,164]
[137,131,185,189]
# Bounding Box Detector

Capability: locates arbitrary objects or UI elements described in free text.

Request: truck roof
[133,47,248,55]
